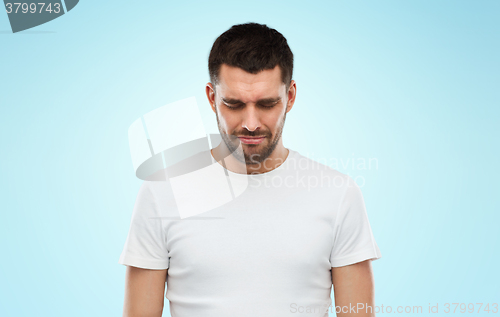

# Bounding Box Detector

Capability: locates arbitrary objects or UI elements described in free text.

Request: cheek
[267,110,286,131]
[217,110,237,131]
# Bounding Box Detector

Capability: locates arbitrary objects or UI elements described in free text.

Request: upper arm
[123,266,168,317]
[330,177,381,267]
[331,260,375,317]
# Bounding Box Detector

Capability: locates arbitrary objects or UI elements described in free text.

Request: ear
[206,82,217,114]
[285,80,297,113]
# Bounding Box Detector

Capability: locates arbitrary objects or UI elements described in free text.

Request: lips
[238,136,266,144]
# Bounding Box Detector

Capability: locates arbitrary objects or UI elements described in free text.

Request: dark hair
[208,22,294,91]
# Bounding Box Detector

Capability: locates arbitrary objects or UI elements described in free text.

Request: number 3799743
[5,3,62,14]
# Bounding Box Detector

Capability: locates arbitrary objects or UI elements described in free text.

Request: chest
[164,192,336,279]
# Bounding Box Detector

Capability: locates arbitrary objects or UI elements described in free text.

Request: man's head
[206,23,296,165]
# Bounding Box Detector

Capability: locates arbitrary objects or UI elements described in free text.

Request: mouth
[237,136,266,144]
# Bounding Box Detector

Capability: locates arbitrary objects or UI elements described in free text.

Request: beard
[215,110,287,165]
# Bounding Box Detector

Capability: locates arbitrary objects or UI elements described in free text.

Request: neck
[211,140,289,175]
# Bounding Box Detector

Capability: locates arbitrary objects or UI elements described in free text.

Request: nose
[241,105,261,132]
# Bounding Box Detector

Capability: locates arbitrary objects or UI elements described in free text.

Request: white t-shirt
[119,148,381,317]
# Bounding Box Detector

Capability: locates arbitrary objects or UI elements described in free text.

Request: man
[119,22,381,317]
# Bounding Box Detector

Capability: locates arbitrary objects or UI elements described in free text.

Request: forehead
[217,64,284,102]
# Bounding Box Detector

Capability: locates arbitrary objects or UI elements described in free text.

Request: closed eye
[224,102,243,110]
[259,101,280,108]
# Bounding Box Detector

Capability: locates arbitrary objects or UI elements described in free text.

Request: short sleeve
[330,177,382,267]
[118,181,170,270]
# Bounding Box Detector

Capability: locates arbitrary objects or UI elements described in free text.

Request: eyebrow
[221,97,281,105]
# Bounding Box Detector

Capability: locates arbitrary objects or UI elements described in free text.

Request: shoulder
[135,177,179,218]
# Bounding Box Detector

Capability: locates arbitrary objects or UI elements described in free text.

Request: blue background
[1,0,498,316]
